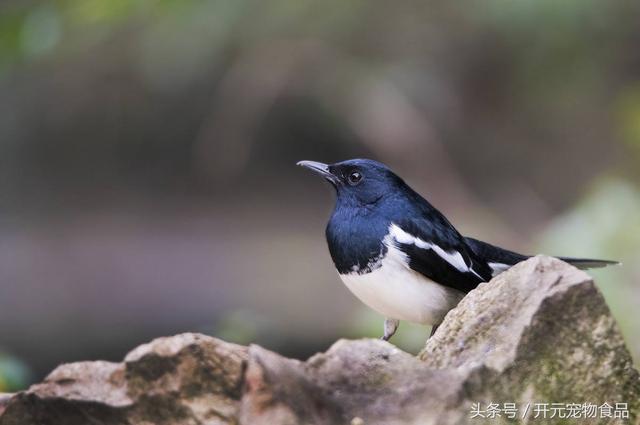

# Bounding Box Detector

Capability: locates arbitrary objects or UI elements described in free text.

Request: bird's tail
[554,257,619,270]
[464,237,619,272]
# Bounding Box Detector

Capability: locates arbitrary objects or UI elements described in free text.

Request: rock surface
[0,333,248,425]
[1,256,638,424]
[421,255,640,419]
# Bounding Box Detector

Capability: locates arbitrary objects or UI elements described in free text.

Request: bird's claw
[381,318,399,342]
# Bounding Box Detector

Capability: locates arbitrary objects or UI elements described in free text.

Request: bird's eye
[347,171,363,186]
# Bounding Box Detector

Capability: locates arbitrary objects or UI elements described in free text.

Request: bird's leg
[381,318,400,341]
[429,323,440,338]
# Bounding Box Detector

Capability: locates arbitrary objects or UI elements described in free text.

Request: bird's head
[297,158,403,207]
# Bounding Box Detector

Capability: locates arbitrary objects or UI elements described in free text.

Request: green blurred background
[1,0,639,391]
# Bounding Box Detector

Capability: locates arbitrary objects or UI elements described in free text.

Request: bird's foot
[381,318,399,341]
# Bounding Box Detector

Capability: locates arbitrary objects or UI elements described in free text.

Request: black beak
[297,160,339,184]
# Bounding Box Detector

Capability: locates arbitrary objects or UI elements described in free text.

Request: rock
[0,394,13,417]
[420,256,640,416]
[1,256,638,424]
[239,340,466,425]
[0,333,248,425]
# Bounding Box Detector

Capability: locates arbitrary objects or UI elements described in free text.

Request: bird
[297,158,618,341]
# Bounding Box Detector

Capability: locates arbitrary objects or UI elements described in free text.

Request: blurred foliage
[616,84,640,153]
[212,309,270,346]
[0,351,31,392]
[540,179,640,359]
[2,0,639,197]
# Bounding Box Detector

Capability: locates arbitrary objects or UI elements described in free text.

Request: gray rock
[1,256,638,424]
[239,340,466,425]
[421,255,640,424]
[0,333,248,425]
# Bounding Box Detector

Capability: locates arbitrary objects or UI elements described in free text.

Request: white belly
[338,244,465,325]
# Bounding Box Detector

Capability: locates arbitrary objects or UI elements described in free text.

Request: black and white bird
[297,158,618,341]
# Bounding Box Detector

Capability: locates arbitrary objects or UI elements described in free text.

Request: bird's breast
[338,242,464,325]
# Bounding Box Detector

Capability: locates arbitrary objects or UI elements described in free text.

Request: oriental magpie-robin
[297,158,618,341]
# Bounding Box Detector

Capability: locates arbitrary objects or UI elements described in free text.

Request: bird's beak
[296,160,339,185]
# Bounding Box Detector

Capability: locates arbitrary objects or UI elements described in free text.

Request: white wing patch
[488,262,511,277]
[389,224,470,273]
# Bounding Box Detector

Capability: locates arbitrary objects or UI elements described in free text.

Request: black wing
[465,237,619,271]
[390,218,493,293]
